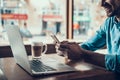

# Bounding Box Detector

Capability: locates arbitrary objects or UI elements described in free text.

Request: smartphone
[50,33,60,44]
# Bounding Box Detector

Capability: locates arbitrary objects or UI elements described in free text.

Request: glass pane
[73,0,106,42]
[0,0,67,43]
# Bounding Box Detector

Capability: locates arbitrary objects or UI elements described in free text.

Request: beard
[101,1,120,17]
[106,5,120,17]
[113,6,120,18]
[106,11,113,17]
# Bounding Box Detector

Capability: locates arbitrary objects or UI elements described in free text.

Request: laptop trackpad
[41,58,76,71]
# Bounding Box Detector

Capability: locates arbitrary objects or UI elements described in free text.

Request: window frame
[66,0,73,39]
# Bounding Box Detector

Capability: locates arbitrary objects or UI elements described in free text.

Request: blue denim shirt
[81,16,120,73]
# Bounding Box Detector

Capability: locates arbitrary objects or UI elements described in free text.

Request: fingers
[55,41,68,47]
[61,41,69,44]
[60,42,77,49]
[55,41,82,60]
[56,41,78,52]
[58,46,68,52]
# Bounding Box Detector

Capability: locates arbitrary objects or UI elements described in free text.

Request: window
[0,0,67,43]
[73,0,106,42]
[0,0,106,44]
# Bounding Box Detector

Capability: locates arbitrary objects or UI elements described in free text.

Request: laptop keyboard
[30,60,56,72]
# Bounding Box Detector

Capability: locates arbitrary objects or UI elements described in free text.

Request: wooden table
[0,54,117,80]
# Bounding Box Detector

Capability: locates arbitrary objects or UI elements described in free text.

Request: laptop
[5,25,77,76]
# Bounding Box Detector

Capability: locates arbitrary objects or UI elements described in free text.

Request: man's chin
[106,13,114,17]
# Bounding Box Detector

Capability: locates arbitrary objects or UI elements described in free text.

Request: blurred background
[0,0,106,43]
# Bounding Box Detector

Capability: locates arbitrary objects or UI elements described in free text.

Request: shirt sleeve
[105,54,116,72]
[80,24,106,51]
[105,54,120,73]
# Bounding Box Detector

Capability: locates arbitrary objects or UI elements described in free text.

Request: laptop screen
[5,25,31,73]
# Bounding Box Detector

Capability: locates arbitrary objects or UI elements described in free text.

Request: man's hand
[56,41,84,60]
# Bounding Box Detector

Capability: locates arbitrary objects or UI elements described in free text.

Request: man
[57,0,120,73]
